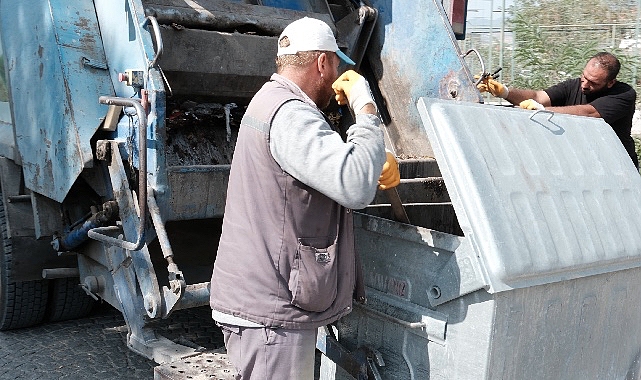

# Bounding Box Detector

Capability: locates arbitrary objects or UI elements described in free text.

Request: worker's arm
[477,77,552,106]
[546,104,601,118]
[270,101,386,210]
[533,77,601,118]
[482,77,602,118]
[333,70,400,191]
[332,70,378,115]
[478,77,552,107]
[506,88,551,107]
[518,98,601,118]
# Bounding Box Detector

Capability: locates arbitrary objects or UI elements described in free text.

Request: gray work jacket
[209,75,375,329]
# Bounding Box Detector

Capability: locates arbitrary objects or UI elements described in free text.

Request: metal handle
[461,49,486,86]
[384,188,410,224]
[529,109,555,121]
[145,16,163,69]
[354,302,425,329]
[352,293,448,343]
[88,97,147,251]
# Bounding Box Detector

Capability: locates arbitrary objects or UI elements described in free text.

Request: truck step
[153,351,236,380]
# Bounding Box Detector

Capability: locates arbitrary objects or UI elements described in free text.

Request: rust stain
[440,69,483,103]
[440,70,461,100]
[75,16,89,29]
[75,17,95,48]
[38,45,45,78]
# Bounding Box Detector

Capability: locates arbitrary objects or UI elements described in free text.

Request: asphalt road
[0,303,223,379]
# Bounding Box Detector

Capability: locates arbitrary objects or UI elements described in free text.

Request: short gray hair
[276,51,323,72]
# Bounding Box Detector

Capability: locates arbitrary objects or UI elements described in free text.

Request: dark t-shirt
[545,78,638,167]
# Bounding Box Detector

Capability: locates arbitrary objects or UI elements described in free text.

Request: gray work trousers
[218,323,317,379]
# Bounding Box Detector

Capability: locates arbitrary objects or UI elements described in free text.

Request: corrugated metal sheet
[417,98,641,292]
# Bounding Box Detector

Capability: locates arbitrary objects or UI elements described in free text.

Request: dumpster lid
[417,98,641,292]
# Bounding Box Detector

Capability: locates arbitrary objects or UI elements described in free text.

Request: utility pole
[488,0,493,74]
[499,0,505,72]
[498,0,505,104]
[635,0,640,86]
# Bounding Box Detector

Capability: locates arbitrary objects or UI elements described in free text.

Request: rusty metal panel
[366,0,482,159]
[142,0,334,35]
[0,0,114,202]
[157,28,277,99]
[418,98,641,293]
[166,166,230,220]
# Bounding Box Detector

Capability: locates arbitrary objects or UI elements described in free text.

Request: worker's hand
[378,151,400,190]
[332,70,376,113]
[476,76,509,99]
[519,99,545,110]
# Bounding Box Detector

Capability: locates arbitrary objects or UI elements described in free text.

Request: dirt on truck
[0,1,640,379]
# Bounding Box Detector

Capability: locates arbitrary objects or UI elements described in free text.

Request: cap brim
[336,50,356,66]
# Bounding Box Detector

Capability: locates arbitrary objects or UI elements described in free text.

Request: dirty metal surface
[365,0,482,159]
[154,352,236,380]
[142,0,334,35]
[165,100,244,166]
[1,0,113,203]
[163,100,348,167]
[0,303,224,379]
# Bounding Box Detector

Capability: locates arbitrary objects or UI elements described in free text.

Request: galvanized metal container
[320,99,641,379]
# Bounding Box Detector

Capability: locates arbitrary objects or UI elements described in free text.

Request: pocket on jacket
[289,237,338,312]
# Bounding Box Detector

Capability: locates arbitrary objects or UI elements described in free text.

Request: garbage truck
[1,0,641,379]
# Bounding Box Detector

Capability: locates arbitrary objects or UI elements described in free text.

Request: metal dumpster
[319,99,641,379]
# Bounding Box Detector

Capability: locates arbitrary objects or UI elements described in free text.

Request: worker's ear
[317,52,328,73]
[606,78,616,89]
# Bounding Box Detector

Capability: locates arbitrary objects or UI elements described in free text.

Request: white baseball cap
[277,17,356,66]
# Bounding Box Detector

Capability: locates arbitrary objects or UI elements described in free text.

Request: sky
[466,0,514,29]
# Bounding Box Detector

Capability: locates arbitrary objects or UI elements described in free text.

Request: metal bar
[461,49,486,86]
[172,283,210,311]
[88,97,147,252]
[384,188,411,224]
[366,202,453,207]
[42,268,80,279]
[316,326,369,379]
[354,302,426,330]
[147,189,173,260]
[7,195,31,203]
[145,16,163,69]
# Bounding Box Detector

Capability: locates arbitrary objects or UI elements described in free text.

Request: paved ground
[0,303,223,380]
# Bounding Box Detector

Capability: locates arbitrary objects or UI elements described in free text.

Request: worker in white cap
[210,16,399,379]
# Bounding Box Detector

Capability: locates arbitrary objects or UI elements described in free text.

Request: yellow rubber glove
[378,151,400,190]
[476,76,509,99]
[332,70,376,113]
[519,99,545,110]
